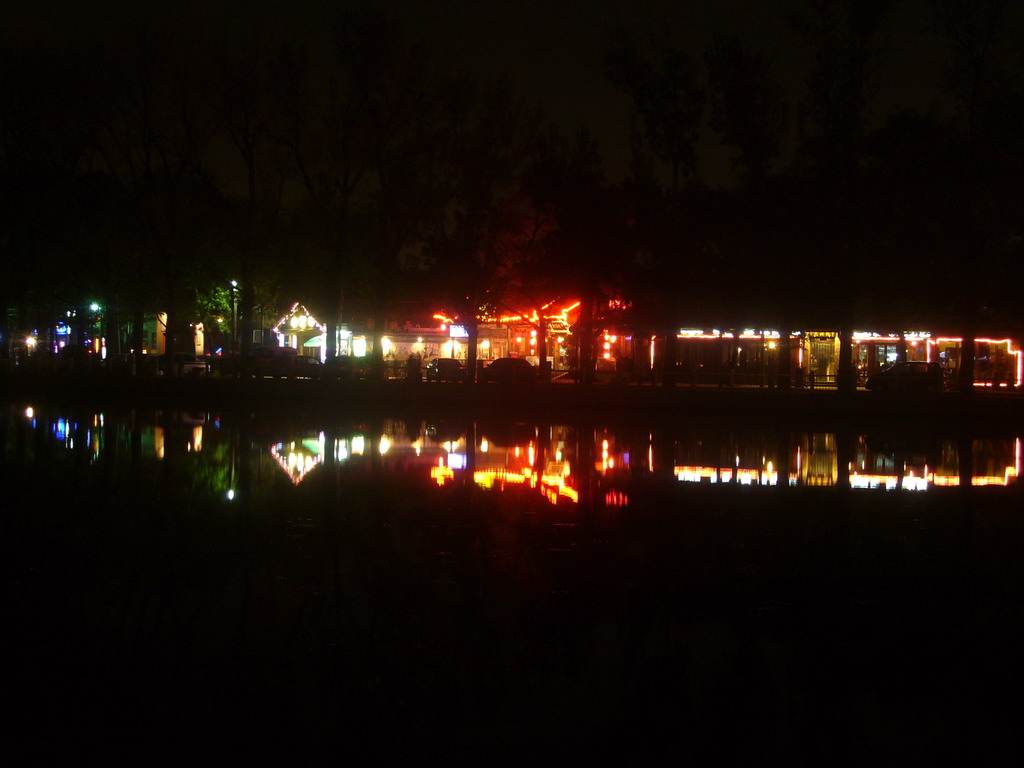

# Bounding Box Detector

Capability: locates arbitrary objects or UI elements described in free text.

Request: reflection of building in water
[800,433,838,486]
[473,426,580,505]
[931,438,1022,487]
[671,433,1021,491]
[473,464,579,505]
[849,436,1021,490]
[269,433,325,484]
[672,431,785,486]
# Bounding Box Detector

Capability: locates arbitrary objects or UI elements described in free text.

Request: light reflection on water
[7,405,1022,503]
[6,403,1024,763]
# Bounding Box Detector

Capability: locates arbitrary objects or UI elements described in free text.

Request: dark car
[865,361,947,393]
[425,357,466,382]
[322,355,371,381]
[157,353,209,377]
[248,345,297,377]
[481,357,539,384]
[290,354,322,379]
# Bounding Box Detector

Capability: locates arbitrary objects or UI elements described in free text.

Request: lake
[5,401,1023,764]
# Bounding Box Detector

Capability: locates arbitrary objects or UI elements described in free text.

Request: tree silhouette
[427,75,540,382]
[605,26,705,199]
[704,33,788,185]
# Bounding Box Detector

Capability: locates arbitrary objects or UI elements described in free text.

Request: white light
[227,490,235,501]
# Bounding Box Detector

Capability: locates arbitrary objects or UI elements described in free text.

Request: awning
[303,335,325,348]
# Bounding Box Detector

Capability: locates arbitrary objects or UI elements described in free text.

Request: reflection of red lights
[605,490,628,507]
[473,468,579,504]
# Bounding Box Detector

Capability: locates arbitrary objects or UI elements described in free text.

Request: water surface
[5,404,1023,763]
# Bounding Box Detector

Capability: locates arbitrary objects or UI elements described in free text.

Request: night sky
[6,0,956,186]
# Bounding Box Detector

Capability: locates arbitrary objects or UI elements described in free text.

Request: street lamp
[229,280,238,353]
[88,302,103,355]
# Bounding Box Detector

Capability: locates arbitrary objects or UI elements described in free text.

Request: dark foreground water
[4,402,1023,765]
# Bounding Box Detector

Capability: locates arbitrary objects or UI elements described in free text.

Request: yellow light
[430,464,454,486]
[481,339,490,349]
[767,341,777,350]
[516,337,523,343]
[480,438,489,453]
[26,336,37,349]
[382,337,393,354]
[603,352,611,359]
[290,316,299,329]
[530,330,537,337]
[379,436,391,455]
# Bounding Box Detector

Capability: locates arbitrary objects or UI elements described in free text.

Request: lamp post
[88,302,103,357]
[230,280,238,353]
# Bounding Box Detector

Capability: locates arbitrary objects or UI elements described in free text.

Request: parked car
[290,354,322,379]
[322,355,372,381]
[248,345,297,377]
[481,357,539,384]
[865,361,947,393]
[157,353,209,377]
[425,357,466,382]
[100,352,133,375]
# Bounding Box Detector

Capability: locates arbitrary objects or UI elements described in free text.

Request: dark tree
[524,127,628,385]
[704,33,788,185]
[605,26,706,199]
[89,33,221,360]
[789,0,893,392]
[928,0,1023,389]
[428,75,540,382]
